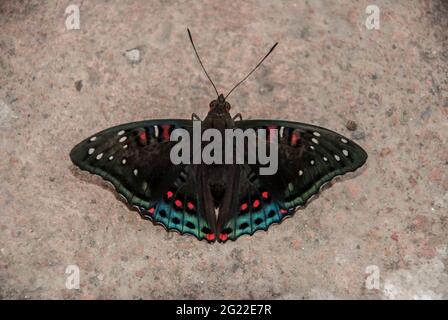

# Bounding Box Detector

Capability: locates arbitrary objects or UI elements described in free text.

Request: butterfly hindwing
[218,164,287,241]
[138,164,216,241]
[217,120,368,242]
[70,120,216,242]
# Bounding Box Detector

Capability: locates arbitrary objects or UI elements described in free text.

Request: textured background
[0,0,447,299]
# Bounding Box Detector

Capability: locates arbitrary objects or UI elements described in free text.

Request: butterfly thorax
[203,94,234,131]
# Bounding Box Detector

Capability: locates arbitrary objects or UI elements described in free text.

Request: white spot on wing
[88,148,95,155]
[310,160,315,165]
[323,156,328,162]
[118,130,125,136]
[299,170,303,176]
[341,138,348,143]
[89,136,97,142]
[279,126,285,138]
[312,138,319,144]
[96,153,103,160]
[133,169,138,176]
[154,125,159,138]
[108,155,114,161]
[119,136,127,143]
[123,144,128,149]
[334,154,340,161]
[342,149,349,156]
[313,132,321,137]
[122,159,127,165]
[310,146,315,150]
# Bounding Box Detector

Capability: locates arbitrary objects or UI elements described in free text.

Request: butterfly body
[70,31,367,243]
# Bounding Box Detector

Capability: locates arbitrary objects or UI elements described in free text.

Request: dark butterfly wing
[70,120,216,242]
[216,163,287,242]
[217,119,367,242]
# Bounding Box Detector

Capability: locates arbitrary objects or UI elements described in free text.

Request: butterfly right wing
[70,120,217,242]
[216,119,368,242]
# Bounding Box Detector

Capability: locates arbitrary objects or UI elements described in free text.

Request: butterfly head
[209,94,231,115]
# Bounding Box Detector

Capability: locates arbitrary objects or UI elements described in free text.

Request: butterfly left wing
[70,120,217,242]
[217,119,368,242]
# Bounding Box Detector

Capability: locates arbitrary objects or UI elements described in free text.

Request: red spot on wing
[280,208,288,214]
[139,131,147,142]
[166,191,173,199]
[206,233,215,241]
[262,191,269,199]
[219,233,228,242]
[161,125,171,141]
[267,125,277,142]
[187,202,195,210]
[240,203,248,211]
[148,207,155,215]
[291,131,300,146]
[174,199,183,208]
[253,199,260,209]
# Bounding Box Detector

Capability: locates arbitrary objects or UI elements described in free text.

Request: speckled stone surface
[0,0,447,299]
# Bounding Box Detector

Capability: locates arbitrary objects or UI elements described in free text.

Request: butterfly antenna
[225,42,278,99]
[187,28,219,97]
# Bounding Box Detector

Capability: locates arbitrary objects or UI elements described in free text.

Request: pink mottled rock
[345,181,360,199]
[380,147,392,157]
[391,232,399,242]
[1,0,447,300]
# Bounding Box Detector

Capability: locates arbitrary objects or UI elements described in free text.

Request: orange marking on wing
[267,125,277,142]
[291,131,300,146]
[161,125,171,140]
[219,233,228,242]
[206,234,215,241]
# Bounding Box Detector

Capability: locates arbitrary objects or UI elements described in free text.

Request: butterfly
[70,29,367,243]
